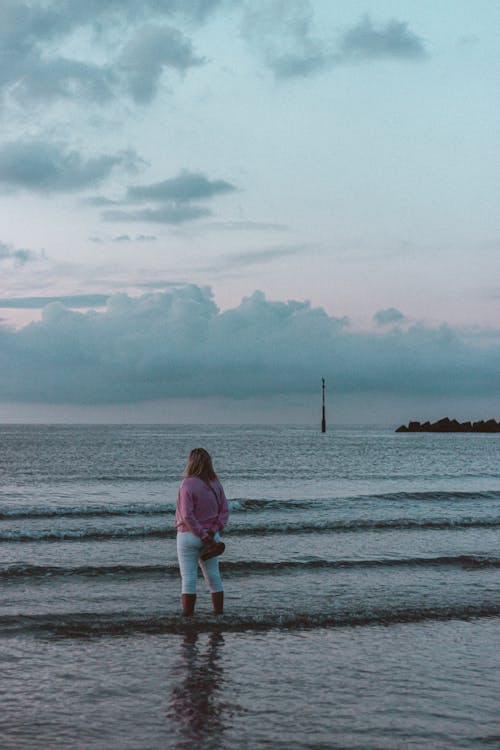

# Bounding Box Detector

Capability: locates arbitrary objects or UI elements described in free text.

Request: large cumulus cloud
[0,0,218,108]
[0,286,498,404]
[0,1,429,109]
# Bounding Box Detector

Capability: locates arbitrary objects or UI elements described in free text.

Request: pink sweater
[175,477,229,538]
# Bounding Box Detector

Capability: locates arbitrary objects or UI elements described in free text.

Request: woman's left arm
[177,481,206,538]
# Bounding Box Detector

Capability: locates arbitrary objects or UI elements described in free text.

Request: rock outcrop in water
[395,417,500,433]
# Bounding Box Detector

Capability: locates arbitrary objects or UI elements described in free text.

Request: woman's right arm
[216,484,229,530]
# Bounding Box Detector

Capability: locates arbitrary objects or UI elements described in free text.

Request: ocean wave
[0,527,174,542]
[1,555,498,582]
[366,490,500,503]
[2,490,498,521]
[0,503,171,521]
[1,517,499,543]
[1,604,498,638]
[231,518,500,535]
[227,498,310,511]
[84,474,168,482]
[0,497,289,520]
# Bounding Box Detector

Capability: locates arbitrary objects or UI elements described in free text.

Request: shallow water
[1,425,499,748]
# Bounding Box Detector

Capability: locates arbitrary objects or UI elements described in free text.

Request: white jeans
[176,531,223,595]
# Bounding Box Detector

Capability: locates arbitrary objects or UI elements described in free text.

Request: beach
[1,424,499,748]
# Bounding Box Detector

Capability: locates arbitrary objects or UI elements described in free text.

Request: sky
[0,0,498,424]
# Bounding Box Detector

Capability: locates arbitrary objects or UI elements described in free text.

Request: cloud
[222,246,302,267]
[241,0,328,78]
[102,205,211,224]
[0,25,112,106]
[0,295,110,309]
[0,286,497,404]
[119,25,204,103]
[126,170,236,203]
[373,307,407,326]
[101,169,236,223]
[0,0,222,108]
[56,0,224,27]
[134,280,187,290]
[339,16,427,62]
[207,221,289,232]
[0,139,141,193]
[1,1,428,112]
[90,234,158,242]
[201,245,309,273]
[111,235,132,243]
[86,196,122,208]
[11,57,116,104]
[241,2,427,79]
[0,241,37,265]
[113,234,157,242]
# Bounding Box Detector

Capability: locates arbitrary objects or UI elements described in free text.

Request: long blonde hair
[184,448,218,481]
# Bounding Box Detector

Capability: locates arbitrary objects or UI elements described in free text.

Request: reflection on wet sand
[166,632,232,749]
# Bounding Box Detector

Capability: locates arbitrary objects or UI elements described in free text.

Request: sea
[0,424,499,750]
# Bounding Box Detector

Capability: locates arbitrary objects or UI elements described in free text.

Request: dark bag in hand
[199,482,226,561]
[200,538,225,561]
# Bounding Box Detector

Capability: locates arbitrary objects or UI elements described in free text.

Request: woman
[175,448,229,617]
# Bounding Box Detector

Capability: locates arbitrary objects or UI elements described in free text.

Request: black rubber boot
[182,593,196,616]
[211,591,224,615]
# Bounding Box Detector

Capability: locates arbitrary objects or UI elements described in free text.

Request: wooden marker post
[321,378,326,433]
